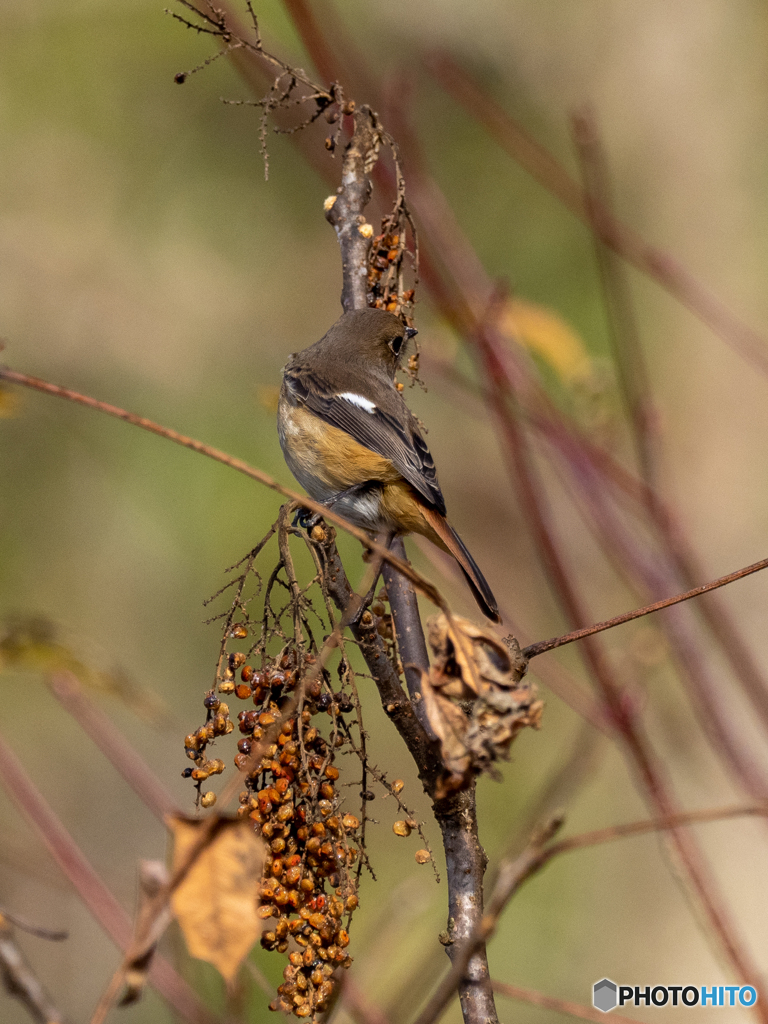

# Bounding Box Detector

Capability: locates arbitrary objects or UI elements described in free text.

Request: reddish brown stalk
[280,0,343,86]
[0,367,444,609]
[491,980,645,1024]
[0,733,220,1024]
[426,52,768,379]
[375,87,766,1004]
[48,671,178,820]
[572,106,768,739]
[477,319,765,1009]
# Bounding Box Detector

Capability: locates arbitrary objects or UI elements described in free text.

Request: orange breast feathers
[280,402,446,542]
[281,403,401,492]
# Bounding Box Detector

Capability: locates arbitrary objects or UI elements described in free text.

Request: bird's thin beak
[405,327,418,339]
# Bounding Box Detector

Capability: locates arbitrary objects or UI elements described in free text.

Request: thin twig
[0,913,68,1024]
[522,555,768,659]
[414,803,767,1024]
[0,366,446,611]
[0,909,67,942]
[491,979,644,1024]
[0,734,220,1024]
[425,52,768,380]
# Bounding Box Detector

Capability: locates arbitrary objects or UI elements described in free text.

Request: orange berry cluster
[183,641,361,1020]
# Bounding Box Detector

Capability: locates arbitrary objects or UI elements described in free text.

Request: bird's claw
[293,507,323,530]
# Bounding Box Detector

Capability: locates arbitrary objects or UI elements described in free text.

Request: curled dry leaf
[169,816,266,986]
[422,614,543,797]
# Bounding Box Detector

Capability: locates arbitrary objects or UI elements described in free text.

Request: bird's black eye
[389,335,405,356]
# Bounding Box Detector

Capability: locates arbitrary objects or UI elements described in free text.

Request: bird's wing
[284,363,446,515]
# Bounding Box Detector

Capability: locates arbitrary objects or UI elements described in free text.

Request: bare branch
[492,979,644,1024]
[522,555,768,659]
[0,733,221,1024]
[0,367,447,612]
[0,913,68,1024]
[382,537,430,726]
[324,104,380,311]
[426,52,768,381]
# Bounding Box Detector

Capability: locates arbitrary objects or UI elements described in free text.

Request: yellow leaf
[0,385,20,417]
[257,385,280,414]
[169,816,265,985]
[502,298,591,382]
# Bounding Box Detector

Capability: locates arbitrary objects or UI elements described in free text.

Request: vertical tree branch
[383,537,430,729]
[320,90,499,1024]
[325,105,379,312]
[434,787,496,1024]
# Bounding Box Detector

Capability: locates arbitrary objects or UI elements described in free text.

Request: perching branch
[314,89,499,1024]
[324,104,380,312]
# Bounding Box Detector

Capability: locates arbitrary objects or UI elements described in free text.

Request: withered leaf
[420,668,471,777]
[169,815,265,985]
[424,615,541,796]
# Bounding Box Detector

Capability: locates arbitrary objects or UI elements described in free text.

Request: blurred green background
[2,1,768,1021]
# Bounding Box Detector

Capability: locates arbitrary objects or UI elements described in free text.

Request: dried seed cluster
[183,642,361,1020]
[367,229,413,313]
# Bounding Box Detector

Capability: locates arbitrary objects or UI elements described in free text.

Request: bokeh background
[2,0,768,1021]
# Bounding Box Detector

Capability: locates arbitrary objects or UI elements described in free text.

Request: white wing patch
[338,392,376,414]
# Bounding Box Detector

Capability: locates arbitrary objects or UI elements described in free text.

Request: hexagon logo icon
[593,979,618,1013]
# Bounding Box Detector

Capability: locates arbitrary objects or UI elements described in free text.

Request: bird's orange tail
[420,506,501,623]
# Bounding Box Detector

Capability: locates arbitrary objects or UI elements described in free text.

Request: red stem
[0,733,220,1024]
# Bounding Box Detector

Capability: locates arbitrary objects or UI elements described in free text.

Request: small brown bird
[277,308,500,622]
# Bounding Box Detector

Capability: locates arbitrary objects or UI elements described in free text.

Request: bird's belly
[278,401,400,512]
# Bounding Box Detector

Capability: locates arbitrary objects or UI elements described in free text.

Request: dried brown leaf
[170,816,265,985]
[423,615,540,795]
[420,669,471,777]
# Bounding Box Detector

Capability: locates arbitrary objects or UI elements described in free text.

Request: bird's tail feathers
[420,507,501,623]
